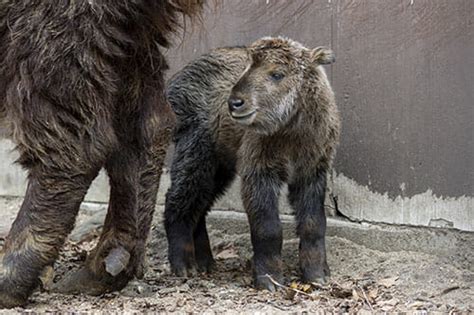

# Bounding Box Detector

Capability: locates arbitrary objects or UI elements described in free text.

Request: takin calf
[165,37,341,291]
[0,0,203,308]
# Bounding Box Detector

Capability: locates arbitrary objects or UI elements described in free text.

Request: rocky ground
[0,196,473,313]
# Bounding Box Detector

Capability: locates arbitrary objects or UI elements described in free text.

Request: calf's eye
[269,72,285,81]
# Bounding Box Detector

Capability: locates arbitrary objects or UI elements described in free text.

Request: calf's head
[228,37,335,135]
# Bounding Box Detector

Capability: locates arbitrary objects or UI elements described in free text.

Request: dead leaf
[408,301,426,309]
[379,298,399,307]
[381,305,394,312]
[290,281,299,290]
[368,288,378,300]
[330,283,352,299]
[377,276,399,288]
[341,280,354,290]
[176,297,186,307]
[301,284,311,292]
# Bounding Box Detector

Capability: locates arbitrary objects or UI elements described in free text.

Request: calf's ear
[310,47,335,65]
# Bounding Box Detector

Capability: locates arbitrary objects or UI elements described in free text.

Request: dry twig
[357,285,374,311]
[264,274,314,298]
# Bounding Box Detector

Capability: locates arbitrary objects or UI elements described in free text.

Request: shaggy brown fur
[0,0,203,308]
[165,37,340,291]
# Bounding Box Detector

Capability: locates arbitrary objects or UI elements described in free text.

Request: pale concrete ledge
[72,202,474,270]
[1,194,472,271]
[204,209,473,267]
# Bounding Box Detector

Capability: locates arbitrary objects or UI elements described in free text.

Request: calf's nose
[228,98,245,112]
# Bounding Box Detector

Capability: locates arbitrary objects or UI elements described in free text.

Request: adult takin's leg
[288,167,330,284]
[53,85,175,295]
[241,164,285,291]
[54,142,144,295]
[0,164,100,308]
[165,130,236,276]
[122,87,176,280]
[130,137,170,279]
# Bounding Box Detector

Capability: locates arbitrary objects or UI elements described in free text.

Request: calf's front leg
[288,167,330,283]
[241,167,285,292]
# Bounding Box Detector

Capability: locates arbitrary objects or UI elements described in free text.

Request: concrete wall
[0,0,472,231]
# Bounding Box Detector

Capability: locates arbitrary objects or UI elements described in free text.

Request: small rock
[121,280,153,297]
[216,246,239,260]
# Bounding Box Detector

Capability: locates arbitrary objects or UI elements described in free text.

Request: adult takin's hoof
[0,260,28,308]
[0,288,27,309]
[195,252,216,273]
[52,266,131,296]
[300,260,331,284]
[52,246,133,296]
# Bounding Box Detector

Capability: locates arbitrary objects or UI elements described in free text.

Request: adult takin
[0,0,203,308]
[165,37,341,291]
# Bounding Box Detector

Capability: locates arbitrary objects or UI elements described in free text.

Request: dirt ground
[0,197,473,313]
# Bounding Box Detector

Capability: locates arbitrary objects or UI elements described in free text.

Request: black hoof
[171,263,198,278]
[51,266,130,296]
[0,290,27,309]
[0,262,29,308]
[301,261,330,284]
[196,255,216,273]
[254,274,283,292]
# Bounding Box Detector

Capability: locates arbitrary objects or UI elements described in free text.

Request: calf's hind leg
[165,131,235,276]
[193,161,235,272]
[192,216,214,272]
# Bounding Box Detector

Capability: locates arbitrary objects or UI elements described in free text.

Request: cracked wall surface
[331,172,473,231]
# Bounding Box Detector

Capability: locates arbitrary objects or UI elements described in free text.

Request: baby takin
[165,37,340,291]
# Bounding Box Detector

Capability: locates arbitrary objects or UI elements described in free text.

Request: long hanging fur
[0,0,203,308]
